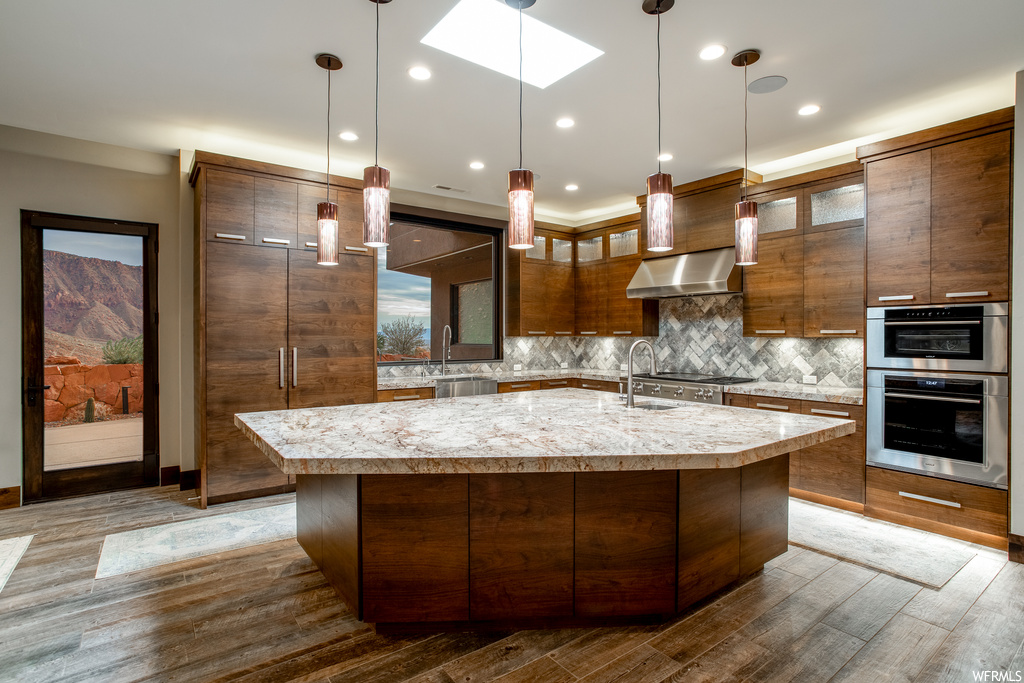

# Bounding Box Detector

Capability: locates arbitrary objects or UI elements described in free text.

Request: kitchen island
[236,388,854,631]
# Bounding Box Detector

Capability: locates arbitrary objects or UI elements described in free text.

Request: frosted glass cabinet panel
[576,235,604,263]
[609,229,639,258]
[810,184,864,227]
[524,235,547,259]
[757,196,798,235]
[552,238,573,263]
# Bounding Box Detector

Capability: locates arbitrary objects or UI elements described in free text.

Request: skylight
[421,0,604,89]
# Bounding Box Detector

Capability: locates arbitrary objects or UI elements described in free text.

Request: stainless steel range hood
[626,247,742,298]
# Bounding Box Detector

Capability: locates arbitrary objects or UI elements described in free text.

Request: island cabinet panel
[318,474,361,618]
[206,169,254,243]
[929,131,1011,304]
[253,177,298,248]
[204,242,290,501]
[739,454,790,577]
[295,473,323,570]
[678,469,741,611]
[469,473,574,620]
[742,235,804,338]
[361,474,470,623]
[288,251,376,409]
[865,150,932,306]
[575,471,678,617]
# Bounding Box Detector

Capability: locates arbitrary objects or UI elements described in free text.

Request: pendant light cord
[326,59,332,201]
[743,60,748,201]
[375,0,380,167]
[518,3,523,170]
[657,5,662,174]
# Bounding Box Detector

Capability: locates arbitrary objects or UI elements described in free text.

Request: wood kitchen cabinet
[858,109,1012,306]
[297,184,372,257]
[803,226,865,337]
[742,235,804,338]
[506,229,575,337]
[192,152,376,507]
[574,222,658,337]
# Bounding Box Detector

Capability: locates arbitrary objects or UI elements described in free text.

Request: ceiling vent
[432,184,467,193]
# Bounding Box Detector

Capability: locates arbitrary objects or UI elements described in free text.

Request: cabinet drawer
[796,402,865,505]
[724,393,749,408]
[377,387,434,403]
[498,381,541,393]
[577,379,621,393]
[746,397,802,413]
[540,379,573,390]
[866,467,1007,548]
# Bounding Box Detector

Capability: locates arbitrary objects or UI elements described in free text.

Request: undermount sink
[435,375,498,398]
[629,402,680,411]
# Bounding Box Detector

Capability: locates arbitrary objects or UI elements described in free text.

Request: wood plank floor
[0,485,1019,682]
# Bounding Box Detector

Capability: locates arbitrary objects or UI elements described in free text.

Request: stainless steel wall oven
[866,302,1008,373]
[866,370,1008,489]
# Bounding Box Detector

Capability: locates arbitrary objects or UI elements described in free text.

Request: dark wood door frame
[21,210,160,502]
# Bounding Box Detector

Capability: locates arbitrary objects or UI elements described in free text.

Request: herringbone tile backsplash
[381,295,864,387]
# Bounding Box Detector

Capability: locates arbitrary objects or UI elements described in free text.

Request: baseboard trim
[0,486,20,510]
[207,483,295,506]
[179,469,200,492]
[160,466,180,487]
[1009,534,1023,564]
[790,488,865,514]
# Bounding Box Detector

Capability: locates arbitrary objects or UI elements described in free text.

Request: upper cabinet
[506,228,576,337]
[858,108,1012,306]
[637,169,762,258]
[742,162,866,338]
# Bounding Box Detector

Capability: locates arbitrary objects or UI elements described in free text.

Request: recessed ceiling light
[469,161,485,170]
[556,117,575,128]
[420,0,604,89]
[798,104,821,116]
[339,131,359,141]
[657,153,673,162]
[565,184,579,191]
[408,66,432,81]
[699,44,726,61]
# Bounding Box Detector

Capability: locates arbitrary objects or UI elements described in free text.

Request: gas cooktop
[632,373,755,386]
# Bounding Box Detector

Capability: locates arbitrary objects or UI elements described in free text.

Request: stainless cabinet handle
[262,237,291,245]
[555,331,573,335]
[945,291,988,298]
[613,331,633,335]
[899,491,961,508]
[509,383,532,389]
[292,348,298,388]
[278,348,285,388]
[878,295,914,301]
[345,246,370,252]
[810,408,851,417]
[581,383,603,389]
[393,394,421,401]
[820,330,857,335]
[756,402,790,411]
[884,392,981,404]
[527,331,546,335]
[546,381,568,387]
[580,331,598,335]
[755,330,786,335]
[215,233,246,241]
[305,241,318,248]
[884,320,980,326]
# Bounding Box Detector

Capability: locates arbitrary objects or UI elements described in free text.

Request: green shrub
[102,335,143,364]
[84,398,95,423]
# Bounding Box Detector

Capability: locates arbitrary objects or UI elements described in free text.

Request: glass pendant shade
[316,201,339,266]
[363,165,391,248]
[735,199,758,266]
[646,172,674,252]
[508,169,535,250]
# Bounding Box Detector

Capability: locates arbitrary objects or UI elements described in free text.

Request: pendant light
[733,49,760,266]
[643,0,674,252]
[363,0,392,248]
[506,0,536,250]
[315,53,342,266]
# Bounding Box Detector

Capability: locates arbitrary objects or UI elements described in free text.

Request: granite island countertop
[235,388,855,476]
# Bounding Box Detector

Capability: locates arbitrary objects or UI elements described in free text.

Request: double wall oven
[866,303,1008,490]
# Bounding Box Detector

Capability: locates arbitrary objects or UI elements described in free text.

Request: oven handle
[884,392,981,405]
[883,321,980,326]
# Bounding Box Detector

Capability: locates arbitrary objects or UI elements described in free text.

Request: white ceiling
[1,0,1022,227]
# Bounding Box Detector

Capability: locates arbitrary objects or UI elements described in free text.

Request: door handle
[25,384,51,408]
[279,348,285,388]
[292,348,298,388]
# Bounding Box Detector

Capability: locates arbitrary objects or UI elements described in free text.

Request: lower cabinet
[498,380,541,393]
[377,387,434,402]
[865,467,1007,549]
[576,378,622,393]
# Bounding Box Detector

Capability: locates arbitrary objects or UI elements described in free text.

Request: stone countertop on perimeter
[235,388,855,476]
[723,381,864,406]
[377,369,623,391]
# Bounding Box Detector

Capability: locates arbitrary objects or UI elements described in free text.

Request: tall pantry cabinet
[191,152,377,507]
